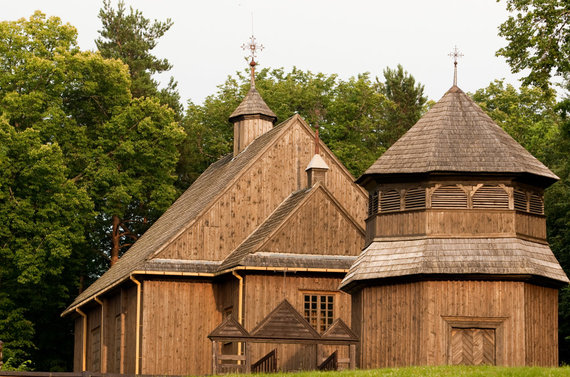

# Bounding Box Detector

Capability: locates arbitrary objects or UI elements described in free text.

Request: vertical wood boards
[234,118,273,156]
[156,119,367,262]
[356,282,423,369]
[355,280,557,368]
[141,279,220,376]
[524,284,558,366]
[243,273,351,372]
[370,209,546,242]
[262,188,364,256]
[73,318,82,372]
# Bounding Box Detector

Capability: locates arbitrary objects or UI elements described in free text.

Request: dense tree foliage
[497,1,570,362]
[0,12,183,370]
[472,80,570,364]
[497,0,569,89]
[96,0,182,118]
[179,66,427,186]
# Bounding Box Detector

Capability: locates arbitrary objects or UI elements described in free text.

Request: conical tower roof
[229,85,277,123]
[359,86,558,185]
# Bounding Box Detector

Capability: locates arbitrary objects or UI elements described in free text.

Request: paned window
[303,294,334,333]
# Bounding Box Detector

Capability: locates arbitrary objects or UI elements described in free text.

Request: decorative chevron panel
[450,328,495,366]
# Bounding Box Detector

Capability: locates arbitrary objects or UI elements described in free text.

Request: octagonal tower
[340,86,568,367]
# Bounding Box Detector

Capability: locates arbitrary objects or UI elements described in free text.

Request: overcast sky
[2,0,523,105]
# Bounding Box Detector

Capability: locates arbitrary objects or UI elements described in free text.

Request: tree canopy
[179,65,427,187]
[0,12,184,370]
[96,0,182,118]
[497,0,570,88]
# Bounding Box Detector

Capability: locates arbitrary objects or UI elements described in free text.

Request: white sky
[2,0,523,105]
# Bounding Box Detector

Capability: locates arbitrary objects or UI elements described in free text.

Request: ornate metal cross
[448,46,463,86]
[241,35,264,85]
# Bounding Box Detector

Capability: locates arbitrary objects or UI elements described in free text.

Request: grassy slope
[221,366,570,377]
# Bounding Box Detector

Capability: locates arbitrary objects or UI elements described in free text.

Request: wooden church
[340,84,569,367]
[63,40,568,374]
[62,51,367,375]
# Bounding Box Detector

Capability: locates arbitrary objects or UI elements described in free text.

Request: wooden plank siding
[354,280,558,369]
[369,209,546,242]
[524,284,558,366]
[243,273,351,371]
[156,120,367,262]
[140,279,221,376]
[262,188,364,256]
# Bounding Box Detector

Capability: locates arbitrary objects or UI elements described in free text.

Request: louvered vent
[380,190,401,212]
[514,189,527,212]
[431,185,468,208]
[404,187,426,210]
[368,191,379,216]
[529,194,544,215]
[472,185,509,209]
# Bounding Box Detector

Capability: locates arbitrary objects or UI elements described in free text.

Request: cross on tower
[241,35,264,86]
[448,46,463,86]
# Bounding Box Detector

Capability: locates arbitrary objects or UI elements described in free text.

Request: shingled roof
[340,238,570,292]
[218,184,358,272]
[229,85,277,122]
[62,115,297,315]
[359,86,558,184]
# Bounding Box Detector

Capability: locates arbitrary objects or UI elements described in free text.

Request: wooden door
[450,328,495,365]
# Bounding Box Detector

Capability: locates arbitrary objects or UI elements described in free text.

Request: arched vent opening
[380,190,401,212]
[368,190,379,216]
[404,187,426,210]
[431,185,467,208]
[514,189,528,212]
[529,194,544,215]
[472,185,509,209]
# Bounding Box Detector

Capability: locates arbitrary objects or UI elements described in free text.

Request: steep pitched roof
[218,183,363,272]
[229,86,277,122]
[340,237,569,292]
[63,116,298,315]
[359,86,558,184]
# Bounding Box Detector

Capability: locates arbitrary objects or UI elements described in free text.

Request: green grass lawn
[220,366,570,377]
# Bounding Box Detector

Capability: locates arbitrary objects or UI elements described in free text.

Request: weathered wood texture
[74,286,138,373]
[354,280,558,369]
[141,279,220,376]
[261,188,363,256]
[524,284,558,365]
[157,120,367,262]
[73,318,82,372]
[244,273,351,371]
[369,209,546,242]
[234,117,273,156]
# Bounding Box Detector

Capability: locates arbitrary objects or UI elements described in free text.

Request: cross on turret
[448,46,463,86]
[241,35,264,86]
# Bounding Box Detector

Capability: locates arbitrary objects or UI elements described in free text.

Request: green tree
[472,80,570,363]
[378,64,428,147]
[497,0,570,88]
[0,12,184,369]
[96,0,182,118]
[179,66,426,185]
[471,80,560,164]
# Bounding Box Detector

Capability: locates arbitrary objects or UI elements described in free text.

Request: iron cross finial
[241,35,264,86]
[448,46,463,86]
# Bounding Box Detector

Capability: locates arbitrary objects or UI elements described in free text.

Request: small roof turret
[229,84,277,123]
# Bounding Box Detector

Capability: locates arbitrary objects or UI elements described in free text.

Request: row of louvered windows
[368,185,543,215]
